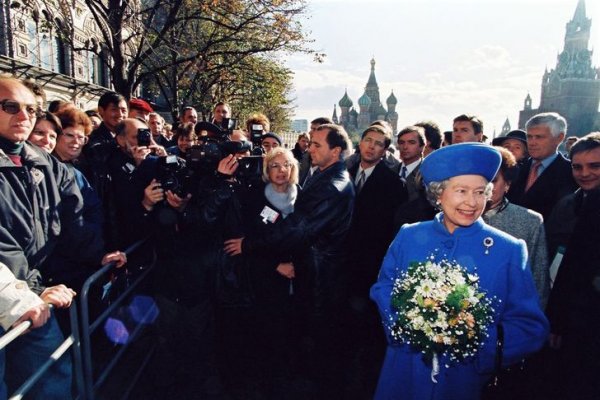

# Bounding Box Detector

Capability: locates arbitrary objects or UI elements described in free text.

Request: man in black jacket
[224,123,354,397]
[0,76,125,399]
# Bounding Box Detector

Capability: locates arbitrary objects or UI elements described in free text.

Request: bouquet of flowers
[389,259,495,381]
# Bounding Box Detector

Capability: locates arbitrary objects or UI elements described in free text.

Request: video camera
[186,121,263,183]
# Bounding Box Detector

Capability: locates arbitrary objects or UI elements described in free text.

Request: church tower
[501,118,511,135]
[365,58,387,122]
[332,104,339,124]
[518,0,600,136]
[338,90,353,127]
[386,91,398,133]
[357,91,372,130]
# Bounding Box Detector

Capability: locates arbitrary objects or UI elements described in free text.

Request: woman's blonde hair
[262,147,299,185]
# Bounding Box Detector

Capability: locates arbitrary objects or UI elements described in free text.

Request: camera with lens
[156,154,191,198]
[137,128,152,147]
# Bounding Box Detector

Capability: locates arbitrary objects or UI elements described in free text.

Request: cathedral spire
[564,0,591,52]
[367,57,378,87]
[332,104,339,124]
[572,0,586,22]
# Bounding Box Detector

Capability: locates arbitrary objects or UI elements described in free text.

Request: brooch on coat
[483,237,494,255]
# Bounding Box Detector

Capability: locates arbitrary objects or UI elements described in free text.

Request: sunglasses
[0,99,39,118]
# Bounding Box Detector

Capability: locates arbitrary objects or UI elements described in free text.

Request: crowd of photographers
[0,75,364,399]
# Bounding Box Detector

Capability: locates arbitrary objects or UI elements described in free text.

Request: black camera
[236,156,263,183]
[137,128,152,147]
[186,139,252,172]
[156,155,190,197]
[250,124,264,147]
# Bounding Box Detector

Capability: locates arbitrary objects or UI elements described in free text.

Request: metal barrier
[79,239,156,400]
[0,237,156,400]
[0,304,84,400]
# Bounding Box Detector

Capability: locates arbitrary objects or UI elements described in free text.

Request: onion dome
[358,92,372,107]
[339,90,353,108]
[386,90,397,105]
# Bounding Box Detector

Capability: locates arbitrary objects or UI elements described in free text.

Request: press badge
[260,206,279,224]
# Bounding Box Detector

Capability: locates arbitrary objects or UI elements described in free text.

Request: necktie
[356,170,366,193]
[525,161,541,192]
[400,165,408,181]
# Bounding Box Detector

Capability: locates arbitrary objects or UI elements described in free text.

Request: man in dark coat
[224,123,355,398]
[507,112,577,221]
[345,125,407,397]
[546,132,600,399]
[0,76,125,399]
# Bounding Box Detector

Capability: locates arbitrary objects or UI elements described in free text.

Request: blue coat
[370,214,549,400]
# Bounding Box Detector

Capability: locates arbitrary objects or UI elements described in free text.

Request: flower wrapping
[389,259,495,367]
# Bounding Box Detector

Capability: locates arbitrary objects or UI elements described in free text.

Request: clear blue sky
[286,0,600,135]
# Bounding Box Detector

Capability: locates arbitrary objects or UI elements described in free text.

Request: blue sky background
[285,0,600,135]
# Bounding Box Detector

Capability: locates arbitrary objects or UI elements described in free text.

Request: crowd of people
[0,73,598,400]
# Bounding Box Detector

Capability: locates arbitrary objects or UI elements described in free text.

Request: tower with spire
[518,0,600,136]
[335,58,399,135]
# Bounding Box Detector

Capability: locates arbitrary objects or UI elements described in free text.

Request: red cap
[129,98,153,113]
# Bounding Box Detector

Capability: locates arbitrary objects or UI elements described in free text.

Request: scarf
[264,183,297,218]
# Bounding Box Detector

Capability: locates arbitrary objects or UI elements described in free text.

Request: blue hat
[420,143,501,185]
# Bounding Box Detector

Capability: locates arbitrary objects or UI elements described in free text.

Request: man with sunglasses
[0,76,125,399]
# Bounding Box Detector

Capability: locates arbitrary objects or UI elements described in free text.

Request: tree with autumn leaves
[35,0,320,128]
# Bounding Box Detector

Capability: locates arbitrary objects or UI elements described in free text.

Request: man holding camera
[100,118,170,249]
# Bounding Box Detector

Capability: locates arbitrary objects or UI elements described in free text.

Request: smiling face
[55,126,87,161]
[571,147,600,192]
[438,174,489,233]
[0,79,37,144]
[98,100,127,132]
[29,120,57,153]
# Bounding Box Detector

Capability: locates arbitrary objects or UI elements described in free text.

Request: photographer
[101,118,168,250]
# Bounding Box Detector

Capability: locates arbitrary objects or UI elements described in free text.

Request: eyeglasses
[269,161,292,170]
[63,132,88,144]
[0,99,39,118]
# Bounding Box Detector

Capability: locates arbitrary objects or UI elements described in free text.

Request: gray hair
[425,179,493,208]
[525,112,567,138]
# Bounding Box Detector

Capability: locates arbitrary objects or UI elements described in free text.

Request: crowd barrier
[0,238,156,400]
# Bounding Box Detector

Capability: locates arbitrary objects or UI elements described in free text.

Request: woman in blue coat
[370,143,549,400]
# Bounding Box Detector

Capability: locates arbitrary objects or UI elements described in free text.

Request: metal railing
[0,238,155,400]
[78,239,156,400]
[0,304,84,400]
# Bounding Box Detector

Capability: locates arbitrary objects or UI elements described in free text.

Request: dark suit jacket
[346,161,407,297]
[398,160,423,202]
[507,154,577,221]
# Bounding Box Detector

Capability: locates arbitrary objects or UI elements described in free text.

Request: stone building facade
[0,0,112,109]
